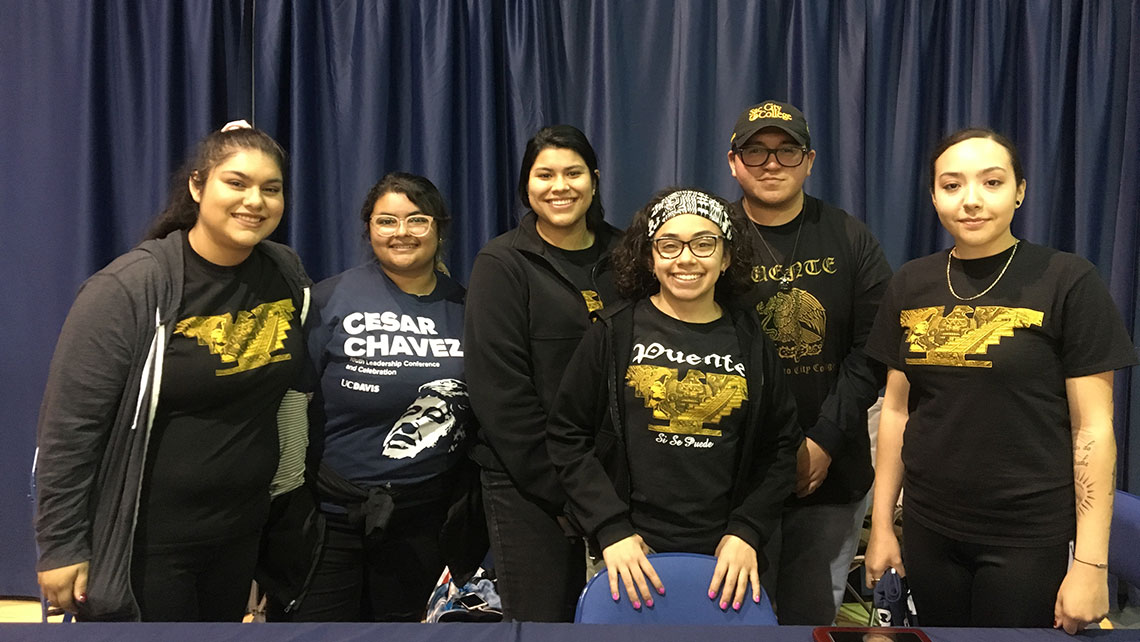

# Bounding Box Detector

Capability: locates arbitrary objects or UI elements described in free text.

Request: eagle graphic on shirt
[756,288,826,362]
[174,298,296,376]
[899,304,1044,368]
[626,366,747,436]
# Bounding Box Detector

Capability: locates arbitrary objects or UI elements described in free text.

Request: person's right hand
[601,534,663,610]
[863,527,905,590]
[38,561,89,614]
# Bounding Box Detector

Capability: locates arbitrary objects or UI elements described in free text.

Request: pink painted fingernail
[612,592,620,601]
[753,594,760,603]
[720,600,728,610]
[633,600,641,609]
[708,590,717,599]
[733,601,741,611]
[646,599,654,608]
[657,586,665,595]
[77,593,87,604]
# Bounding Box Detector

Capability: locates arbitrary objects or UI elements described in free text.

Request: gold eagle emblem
[757,287,826,362]
[625,365,747,436]
[174,298,296,375]
[900,305,1044,367]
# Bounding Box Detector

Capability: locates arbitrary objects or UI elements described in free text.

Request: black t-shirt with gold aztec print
[732,196,892,507]
[623,300,746,555]
[545,240,605,314]
[865,241,1136,547]
[136,234,303,547]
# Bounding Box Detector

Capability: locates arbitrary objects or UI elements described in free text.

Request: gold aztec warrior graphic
[757,288,826,363]
[900,305,1043,368]
[626,365,747,436]
[175,298,296,376]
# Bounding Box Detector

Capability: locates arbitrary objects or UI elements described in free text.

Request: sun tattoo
[1075,470,1095,517]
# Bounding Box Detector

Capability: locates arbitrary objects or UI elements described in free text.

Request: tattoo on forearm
[1075,471,1095,517]
[1074,437,1093,468]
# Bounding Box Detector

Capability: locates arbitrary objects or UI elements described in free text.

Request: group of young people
[33,102,1135,635]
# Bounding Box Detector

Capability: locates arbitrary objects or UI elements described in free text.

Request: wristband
[1073,556,1108,569]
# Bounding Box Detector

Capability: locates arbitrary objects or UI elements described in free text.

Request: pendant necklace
[946,241,1018,301]
[751,215,803,292]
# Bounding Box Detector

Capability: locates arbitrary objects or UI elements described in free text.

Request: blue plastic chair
[1109,490,1140,590]
[575,552,778,625]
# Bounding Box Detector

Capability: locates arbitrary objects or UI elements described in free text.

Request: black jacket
[545,301,803,558]
[34,231,310,621]
[464,212,621,512]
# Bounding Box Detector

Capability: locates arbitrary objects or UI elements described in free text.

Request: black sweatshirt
[464,212,621,512]
[546,301,803,559]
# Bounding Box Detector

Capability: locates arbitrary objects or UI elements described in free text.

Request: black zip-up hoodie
[545,301,803,561]
[464,211,621,513]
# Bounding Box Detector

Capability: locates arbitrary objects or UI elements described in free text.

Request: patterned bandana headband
[646,190,734,240]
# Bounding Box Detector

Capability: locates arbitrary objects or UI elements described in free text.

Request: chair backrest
[575,552,777,625]
[1109,490,1140,589]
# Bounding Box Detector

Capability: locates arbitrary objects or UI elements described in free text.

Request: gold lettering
[821,257,837,274]
[750,103,792,121]
[803,259,821,276]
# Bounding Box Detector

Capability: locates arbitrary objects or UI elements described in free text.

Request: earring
[1015,200,1022,207]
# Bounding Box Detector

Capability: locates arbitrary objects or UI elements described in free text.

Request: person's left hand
[709,535,760,611]
[796,437,832,497]
[1054,563,1108,634]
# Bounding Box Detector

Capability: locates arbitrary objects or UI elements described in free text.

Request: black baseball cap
[730,100,811,149]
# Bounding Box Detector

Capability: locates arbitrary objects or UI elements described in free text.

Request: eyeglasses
[371,214,434,237]
[732,144,807,168]
[653,235,723,259]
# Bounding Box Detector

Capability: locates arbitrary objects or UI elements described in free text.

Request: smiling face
[369,191,440,279]
[727,128,815,217]
[930,137,1026,258]
[651,214,730,314]
[526,147,596,239]
[187,149,284,265]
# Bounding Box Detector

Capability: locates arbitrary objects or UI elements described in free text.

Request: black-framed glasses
[371,214,434,237]
[653,235,723,259]
[732,144,807,168]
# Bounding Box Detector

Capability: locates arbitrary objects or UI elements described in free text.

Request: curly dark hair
[612,187,755,303]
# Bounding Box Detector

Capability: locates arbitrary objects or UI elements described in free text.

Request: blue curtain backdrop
[1,0,1137,598]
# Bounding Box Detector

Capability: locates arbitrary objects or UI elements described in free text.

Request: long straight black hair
[516,124,606,231]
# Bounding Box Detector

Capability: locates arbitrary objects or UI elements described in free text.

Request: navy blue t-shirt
[307,262,471,492]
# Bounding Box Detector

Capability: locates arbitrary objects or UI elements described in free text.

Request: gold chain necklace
[946,241,1019,301]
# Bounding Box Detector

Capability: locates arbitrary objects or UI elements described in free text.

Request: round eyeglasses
[653,235,723,259]
[371,214,434,237]
[732,144,807,168]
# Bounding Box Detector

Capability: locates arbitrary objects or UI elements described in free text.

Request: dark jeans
[131,533,260,622]
[289,498,449,622]
[902,515,1070,627]
[761,495,869,625]
[482,469,584,622]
